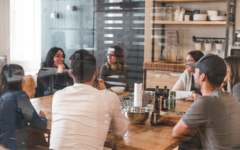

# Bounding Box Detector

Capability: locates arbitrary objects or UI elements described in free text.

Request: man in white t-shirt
[50,50,127,150]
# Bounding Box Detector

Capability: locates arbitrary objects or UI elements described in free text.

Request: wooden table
[30,92,193,150]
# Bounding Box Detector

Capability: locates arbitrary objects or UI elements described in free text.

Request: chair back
[36,145,53,150]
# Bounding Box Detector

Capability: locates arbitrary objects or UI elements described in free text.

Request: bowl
[123,107,151,124]
[111,86,125,94]
[209,16,226,21]
[207,10,218,17]
[193,14,207,21]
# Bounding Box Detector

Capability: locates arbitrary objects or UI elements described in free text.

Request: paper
[134,83,142,107]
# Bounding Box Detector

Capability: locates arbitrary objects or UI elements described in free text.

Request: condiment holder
[204,39,212,51]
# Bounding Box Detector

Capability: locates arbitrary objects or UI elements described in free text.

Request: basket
[120,92,150,109]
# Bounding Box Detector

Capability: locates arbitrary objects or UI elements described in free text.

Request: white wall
[0,0,10,60]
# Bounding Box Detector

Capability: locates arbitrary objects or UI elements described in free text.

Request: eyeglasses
[106,54,115,57]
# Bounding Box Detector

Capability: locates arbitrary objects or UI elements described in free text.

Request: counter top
[143,62,185,72]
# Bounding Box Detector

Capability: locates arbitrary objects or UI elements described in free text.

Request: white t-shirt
[50,84,127,150]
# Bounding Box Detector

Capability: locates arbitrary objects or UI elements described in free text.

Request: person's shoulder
[64,64,69,69]
[233,82,240,92]
[105,90,120,102]
[1,91,28,101]
[101,64,107,69]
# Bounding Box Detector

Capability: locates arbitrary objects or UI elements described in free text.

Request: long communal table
[29,92,193,150]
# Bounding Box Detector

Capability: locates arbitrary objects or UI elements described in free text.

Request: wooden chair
[36,145,53,150]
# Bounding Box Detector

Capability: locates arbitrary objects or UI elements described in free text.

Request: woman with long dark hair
[0,64,47,149]
[222,56,240,102]
[99,46,129,89]
[172,50,204,100]
[35,47,73,97]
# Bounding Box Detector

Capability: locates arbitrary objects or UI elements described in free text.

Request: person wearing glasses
[172,50,204,100]
[99,46,129,89]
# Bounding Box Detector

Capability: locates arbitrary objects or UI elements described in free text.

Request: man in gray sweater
[173,53,240,149]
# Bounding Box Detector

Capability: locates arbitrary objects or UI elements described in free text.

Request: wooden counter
[30,93,193,150]
[143,62,185,72]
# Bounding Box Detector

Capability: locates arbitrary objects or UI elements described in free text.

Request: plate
[209,16,226,21]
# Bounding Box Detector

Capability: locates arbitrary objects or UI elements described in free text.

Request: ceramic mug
[185,15,190,21]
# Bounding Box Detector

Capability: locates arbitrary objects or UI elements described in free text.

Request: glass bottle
[158,7,163,21]
[151,86,161,125]
[161,86,168,111]
[168,91,176,112]
[166,47,171,61]
[160,49,166,61]
[167,7,173,21]
[162,7,167,21]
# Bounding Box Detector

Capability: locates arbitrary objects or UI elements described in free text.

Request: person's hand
[39,110,46,119]
[97,79,107,90]
[57,64,65,73]
[185,92,201,101]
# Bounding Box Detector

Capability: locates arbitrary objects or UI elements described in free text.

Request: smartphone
[175,111,186,115]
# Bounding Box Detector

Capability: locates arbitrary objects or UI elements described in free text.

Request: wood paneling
[156,0,235,2]
[143,62,185,72]
[153,21,234,25]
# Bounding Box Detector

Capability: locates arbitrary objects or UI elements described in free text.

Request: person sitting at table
[172,50,204,100]
[221,55,240,102]
[99,45,129,89]
[50,50,127,150]
[171,53,240,149]
[34,47,73,98]
[0,64,48,150]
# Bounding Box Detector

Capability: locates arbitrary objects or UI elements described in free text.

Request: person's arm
[34,69,48,98]
[108,92,127,138]
[99,65,108,81]
[172,119,192,138]
[172,72,185,91]
[232,83,240,103]
[173,97,208,139]
[175,91,193,99]
[18,92,47,131]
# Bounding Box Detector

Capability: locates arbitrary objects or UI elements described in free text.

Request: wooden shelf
[153,21,234,25]
[156,0,235,2]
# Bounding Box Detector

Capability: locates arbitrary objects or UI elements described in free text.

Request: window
[10,0,41,71]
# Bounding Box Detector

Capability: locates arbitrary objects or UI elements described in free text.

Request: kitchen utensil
[184,15,190,21]
[204,42,212,51]
[207,10,218,17]
[194,9,200,14]
[122,107,151,124]
[111,86,125,94]
[184,10,194,21]
[209,16,226,21]
[194,42,202,50]
[193,14,207,21]
[215,43,223,52]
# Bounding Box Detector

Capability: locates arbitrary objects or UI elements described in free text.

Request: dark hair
[188,50,204,62]
[199,70,223,88]
[0,64,25,96]
[41,47,66,67]
[69,50,96,83]
[106,45,125,70]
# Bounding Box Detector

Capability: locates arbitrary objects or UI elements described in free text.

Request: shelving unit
[143,0,236,90]
[153,21,234,25]
[151,0,236,61]
[156,0,235,2]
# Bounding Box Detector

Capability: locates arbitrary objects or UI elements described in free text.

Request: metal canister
[168,91,176,112]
